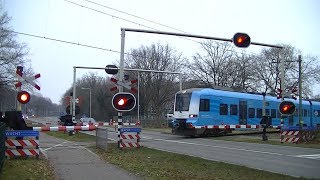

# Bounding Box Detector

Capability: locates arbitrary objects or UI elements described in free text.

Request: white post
[137,71,140,124]
[118,28,126,148]
[72,67,76,123]
[89,88,92,118]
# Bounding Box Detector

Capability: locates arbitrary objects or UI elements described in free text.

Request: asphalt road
[91,127,320,179]
[30,117,320,179]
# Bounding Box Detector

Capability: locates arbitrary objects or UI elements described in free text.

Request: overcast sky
[4,0,320,104]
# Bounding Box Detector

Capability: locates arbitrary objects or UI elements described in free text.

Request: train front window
[175,93,191,111]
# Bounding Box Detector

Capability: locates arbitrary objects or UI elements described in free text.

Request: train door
[239,100,247,125]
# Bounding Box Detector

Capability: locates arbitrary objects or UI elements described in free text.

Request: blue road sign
[5,130,39,137]
[120,128,141,133]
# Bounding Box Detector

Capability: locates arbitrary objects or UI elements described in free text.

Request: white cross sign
[15,70,41,90]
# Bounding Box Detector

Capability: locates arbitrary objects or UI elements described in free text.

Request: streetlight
[81,87,91,117]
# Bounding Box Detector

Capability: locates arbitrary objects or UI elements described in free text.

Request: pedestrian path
[39,132,140,180]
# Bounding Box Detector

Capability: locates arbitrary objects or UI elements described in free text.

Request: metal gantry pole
[280,52,285,129]
[298,55,303,128]
[118,28,126,148]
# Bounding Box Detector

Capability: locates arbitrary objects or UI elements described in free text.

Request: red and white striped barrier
[119,142,140,148]
[5,149,40,157]
[119,131,141,149]
[32,125,96,131]
[120,134,140,140]
[5,139,39,158]
[280,130,300,143]
[193,124,281,129]
[78,122,138,127]
[6,139,39,147]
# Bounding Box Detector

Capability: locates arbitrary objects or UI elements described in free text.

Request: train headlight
[189,114,198,118]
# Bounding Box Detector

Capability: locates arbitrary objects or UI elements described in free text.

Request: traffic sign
[15,70,41,90]
[110,77,138,93]
[120,128,141,133]
[5,130,39,137]
[105,65,118,75]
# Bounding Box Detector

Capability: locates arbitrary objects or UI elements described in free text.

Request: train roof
[177,88,320,106]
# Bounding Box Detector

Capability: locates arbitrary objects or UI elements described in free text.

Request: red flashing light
[233,33,251,48]
[17,91,30,104]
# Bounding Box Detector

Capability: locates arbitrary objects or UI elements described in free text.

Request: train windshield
[175,93,191,111]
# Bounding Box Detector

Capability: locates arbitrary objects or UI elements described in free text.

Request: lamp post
[81,87,91,117]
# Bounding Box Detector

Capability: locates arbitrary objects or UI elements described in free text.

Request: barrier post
[5,130,39,158]
[119,127,141,149]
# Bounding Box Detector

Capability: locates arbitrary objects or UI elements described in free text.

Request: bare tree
[188,41,253,91]
[0,7,35,111]
[61,73,116,121]
[0,9,29,88]
[251,44,320,98]
[124,43,185,120]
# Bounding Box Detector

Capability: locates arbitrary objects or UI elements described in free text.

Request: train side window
[257,108,262,118]
[271,109,276,118]
[230,104,238,115]
[248,108,255,118]
[303,109,308,117]
[277,111,281,118]
[265,109,270,116]
[199,99,210,111]
[220,104,228,115]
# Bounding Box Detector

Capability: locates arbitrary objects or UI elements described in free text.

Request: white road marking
[142,136,320,160]
[295,154,320,160]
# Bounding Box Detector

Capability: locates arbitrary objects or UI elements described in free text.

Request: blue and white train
[172,88,320,136]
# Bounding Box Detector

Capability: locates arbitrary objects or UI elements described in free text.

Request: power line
[3,28,121,53]
[64,0,201,44]
[83,0,189,34]
[64,0,158,31]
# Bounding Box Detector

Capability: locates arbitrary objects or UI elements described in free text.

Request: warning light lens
[237,36,244,43]
[279,101,296,115]
[117,98,125,106]
[17,91,30,104]
[233,33,251,48]
[282,105,289,112]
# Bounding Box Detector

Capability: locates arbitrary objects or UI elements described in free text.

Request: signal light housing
[278,101,296,115]
[17,91,30,104]
[112,92,136,111]
[233,33,251,48]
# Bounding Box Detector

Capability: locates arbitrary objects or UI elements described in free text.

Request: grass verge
[0,155,56,180]
[90,143,305,180]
